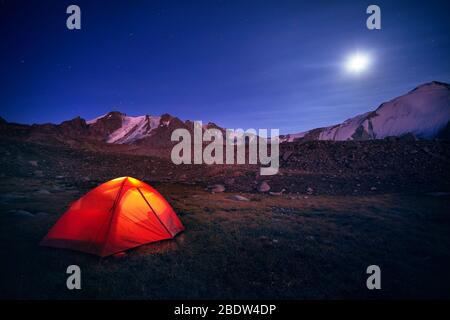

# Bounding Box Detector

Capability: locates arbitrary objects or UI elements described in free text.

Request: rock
[35,212,50,217]
[34,170,44,177]
[282,151,293,161]
[269,189,286,196]
[51,185,63,191]
[10,210,34,218]
[386,136,398,142]
[209,184,225,193]
[228,195,250,202]
[113,252,127,259]
[399,133,418,141]
[28,160,38,167]
[224,178,236,186]
[35,189,51,195]
[257,181,271,193]
[306,187,314,195]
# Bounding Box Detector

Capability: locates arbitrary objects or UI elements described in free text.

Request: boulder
[257,181,270,193]
[209,184,225,193]
[10,210,34,218]
[228,195,250,202]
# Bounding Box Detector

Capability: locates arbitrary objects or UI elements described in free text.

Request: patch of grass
[0,179,449,299]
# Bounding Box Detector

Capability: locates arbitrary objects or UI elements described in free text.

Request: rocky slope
[0,111,225,156]
[1,136,448,196]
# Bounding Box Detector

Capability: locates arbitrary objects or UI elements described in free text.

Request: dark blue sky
[1,0,449,134]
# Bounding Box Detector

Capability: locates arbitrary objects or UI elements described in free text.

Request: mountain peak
[107,111,126,117]
[410,81,450,93]
[60,116,86,125]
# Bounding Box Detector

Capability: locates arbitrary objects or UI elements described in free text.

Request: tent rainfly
[40,176,184,257]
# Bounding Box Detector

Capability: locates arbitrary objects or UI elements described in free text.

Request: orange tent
[40,177,184,257]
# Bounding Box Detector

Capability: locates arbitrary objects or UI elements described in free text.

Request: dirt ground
[1,177,449,299]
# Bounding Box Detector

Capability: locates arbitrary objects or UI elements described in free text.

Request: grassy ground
[1,178,449,299]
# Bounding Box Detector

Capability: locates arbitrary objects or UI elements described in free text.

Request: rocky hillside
[86,112,224,146]
[1,135,448,196]
[0,111,225,156]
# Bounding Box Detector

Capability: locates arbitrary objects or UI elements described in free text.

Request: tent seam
[99,177,128,256]
[136,187,173,238]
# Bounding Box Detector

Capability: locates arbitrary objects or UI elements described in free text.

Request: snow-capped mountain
[282,81,450,142]
[1,81,449,150]
[87,112,163,144]
[85,111,224,147]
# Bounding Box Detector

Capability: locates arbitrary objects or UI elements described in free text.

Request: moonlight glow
[345,53,371,74]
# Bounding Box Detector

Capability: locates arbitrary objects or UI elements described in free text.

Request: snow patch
[86,114,107,125]
[282,131,307,142]
[107,115,161,144]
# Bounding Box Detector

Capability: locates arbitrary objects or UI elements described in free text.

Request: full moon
[345,52,371,74]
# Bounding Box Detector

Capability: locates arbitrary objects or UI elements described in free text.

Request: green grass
[1,179,449,299]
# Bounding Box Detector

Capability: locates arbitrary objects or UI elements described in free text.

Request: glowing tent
[40,177,184,257]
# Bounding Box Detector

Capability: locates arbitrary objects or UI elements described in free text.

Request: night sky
[1,0,449,134]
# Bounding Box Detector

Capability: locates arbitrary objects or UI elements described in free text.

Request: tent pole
[98,178,128,257]
[137,187,173,238]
